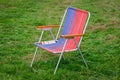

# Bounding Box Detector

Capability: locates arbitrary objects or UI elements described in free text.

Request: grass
[0,0,120,80]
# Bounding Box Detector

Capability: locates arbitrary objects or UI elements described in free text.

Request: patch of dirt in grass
[88,21,120,31]
[106,34,117,41]
[22,53,41,61]
[22,52,56,61]
[106,21,120,28]
[0,4,9,8]
[88,24,106,31]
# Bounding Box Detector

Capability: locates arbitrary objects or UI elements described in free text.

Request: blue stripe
[62,8,76,35]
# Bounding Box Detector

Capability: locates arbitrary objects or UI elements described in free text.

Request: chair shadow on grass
[31,51,89,73]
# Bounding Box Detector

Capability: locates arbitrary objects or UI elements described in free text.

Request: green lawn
[0,0,120,80]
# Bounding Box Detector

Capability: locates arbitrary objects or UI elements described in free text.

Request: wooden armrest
[60,34,85,39]
[36,25,59,30]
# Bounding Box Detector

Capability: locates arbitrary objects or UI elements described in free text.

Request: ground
[0,0,120,80]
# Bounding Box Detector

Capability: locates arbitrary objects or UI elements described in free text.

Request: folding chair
[31,7,90,74]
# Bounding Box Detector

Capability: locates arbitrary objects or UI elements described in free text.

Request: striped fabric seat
[35,7,89,53]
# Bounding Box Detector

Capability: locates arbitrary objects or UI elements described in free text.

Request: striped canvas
[35,7,89,53]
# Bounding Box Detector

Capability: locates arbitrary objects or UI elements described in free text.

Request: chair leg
[54,51,64,74]
[77,48,88,68]
[31,30,44,67]
[30,47,38,67]
[73,39,88,68]
[54,39,68,74]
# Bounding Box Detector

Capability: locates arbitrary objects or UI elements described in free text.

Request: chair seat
[35,39,77,53]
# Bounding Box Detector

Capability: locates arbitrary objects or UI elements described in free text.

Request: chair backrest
[57,7,90,50]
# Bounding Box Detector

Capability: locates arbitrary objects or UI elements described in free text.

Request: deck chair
[31,7,90,74]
